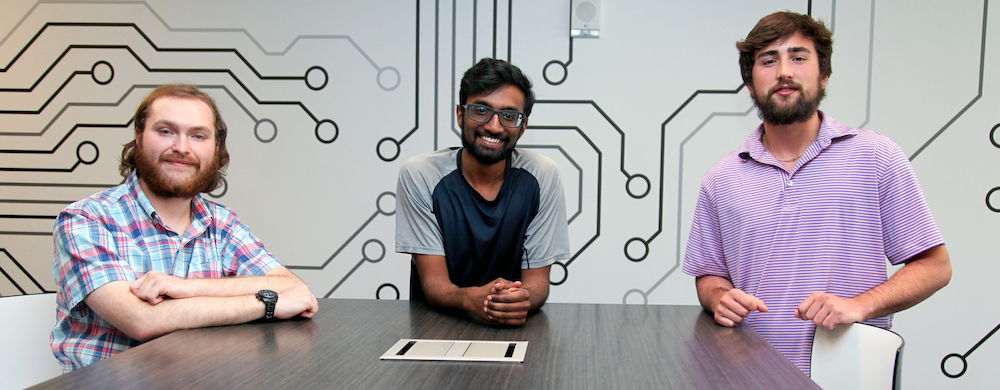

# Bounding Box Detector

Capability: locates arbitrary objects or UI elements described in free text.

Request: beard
[135,138,217,199]
[460,121,518,166]
[753,78,826,125]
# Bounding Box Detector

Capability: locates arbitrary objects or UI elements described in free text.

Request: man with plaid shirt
[51,84,319,372]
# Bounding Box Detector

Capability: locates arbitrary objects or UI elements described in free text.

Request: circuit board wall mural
[1,1,997,388]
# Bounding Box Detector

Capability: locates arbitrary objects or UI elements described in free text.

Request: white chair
[0,293,63,389]
[810,322,903,390]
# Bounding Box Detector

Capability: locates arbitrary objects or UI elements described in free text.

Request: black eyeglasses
[462,104,525,128]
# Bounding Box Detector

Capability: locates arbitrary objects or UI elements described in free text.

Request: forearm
[695,275,735,313]
[520,266,550,311]
[173,266,304,298]
[852,245,951,320]
[88,281,265,341]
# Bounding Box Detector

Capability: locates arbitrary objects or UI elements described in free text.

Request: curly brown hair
[119,84,230,193]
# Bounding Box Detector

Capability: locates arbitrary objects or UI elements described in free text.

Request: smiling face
[749,32,829,125]
[457,84,527,166]
[135,96,219,199]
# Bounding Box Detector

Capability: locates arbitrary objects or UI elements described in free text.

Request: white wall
[0,1,996,388]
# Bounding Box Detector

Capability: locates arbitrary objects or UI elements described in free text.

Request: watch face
[258,289,278,300]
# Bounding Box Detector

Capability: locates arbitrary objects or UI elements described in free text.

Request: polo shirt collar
[738,111,857,163]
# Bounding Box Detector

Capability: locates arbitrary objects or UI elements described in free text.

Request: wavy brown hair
[119,84,230,192]
[737,11,833,86]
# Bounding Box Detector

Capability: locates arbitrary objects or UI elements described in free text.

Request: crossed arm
[85,266,318,341]
[412,254,549,326]
[697,245,951,329]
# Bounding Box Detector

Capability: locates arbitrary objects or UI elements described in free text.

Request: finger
[489,289,529,303]
[755,297,769,313]
[715,305,745,326]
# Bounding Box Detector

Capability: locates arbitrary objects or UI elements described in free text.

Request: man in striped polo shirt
[683,12,952,375]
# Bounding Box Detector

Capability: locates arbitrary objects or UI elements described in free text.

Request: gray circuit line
[517,144,584,224]
[451,0,460,140]
[857,0,875,129]
[286,208,380,270]
[323,255,368,298]
[646,104,756,296]
[910,0,989,160]
[830,0,838,32]
[1,0,384,69]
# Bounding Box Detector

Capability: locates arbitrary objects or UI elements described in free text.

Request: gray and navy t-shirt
[395,148,570,300]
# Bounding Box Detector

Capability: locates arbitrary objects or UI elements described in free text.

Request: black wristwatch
[256,289,278,320]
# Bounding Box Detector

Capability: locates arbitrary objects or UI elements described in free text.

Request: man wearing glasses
[395,58,570,326]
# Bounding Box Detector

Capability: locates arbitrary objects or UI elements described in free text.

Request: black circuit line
[0,199,79,204]
[0,265,27,295]
[0,248,53,293]
[645,85,746,243]
[492,0,498,58]
[0,215,57,219]
[522,125,603,267]
[435,0,440,149]
[517,143,584,223]
[507,0,512,61]
[535,100,631,178]
[0,23,319,122]
[910,0,989,161]
[0,182,118,188]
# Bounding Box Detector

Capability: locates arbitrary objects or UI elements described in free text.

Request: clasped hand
[479,278,531,326]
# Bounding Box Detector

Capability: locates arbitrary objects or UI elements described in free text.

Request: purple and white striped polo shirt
[683,112,944,375]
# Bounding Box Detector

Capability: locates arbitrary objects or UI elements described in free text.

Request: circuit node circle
[627,174,651,198]
[207,177,228,199]
[377,191,396,216]
[363,239,386,263]
[377,137,401,161]
[91,61,114,85]
[315,119,339,144]
[254,118,277,143]
[941,353,967,378]
[305,66,328,90]
[625,237,649,262]
[377,283,400,300]
[76,141,99,165]
[550,261,568,285]
[378,66,401,91]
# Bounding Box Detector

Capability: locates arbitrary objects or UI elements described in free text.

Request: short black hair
[459,58,535,117]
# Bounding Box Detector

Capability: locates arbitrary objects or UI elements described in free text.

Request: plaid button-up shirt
[51,172,280,372]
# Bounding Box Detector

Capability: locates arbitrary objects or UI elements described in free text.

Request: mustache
[160,153,200,169]
[767,79,803,96]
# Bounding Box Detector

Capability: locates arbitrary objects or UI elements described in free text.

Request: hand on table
[480,278,531,326]
[712,288,768,327]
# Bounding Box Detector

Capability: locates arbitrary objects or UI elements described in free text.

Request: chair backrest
[0,293,63,389]
[810,322,904,390]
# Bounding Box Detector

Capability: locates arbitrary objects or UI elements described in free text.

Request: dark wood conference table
[33,299,819,389]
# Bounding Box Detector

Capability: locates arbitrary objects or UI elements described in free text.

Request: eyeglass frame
[460,104,526,128]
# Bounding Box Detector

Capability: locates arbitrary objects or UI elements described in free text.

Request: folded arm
[86,267,318,341]
[413,254,547,326]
